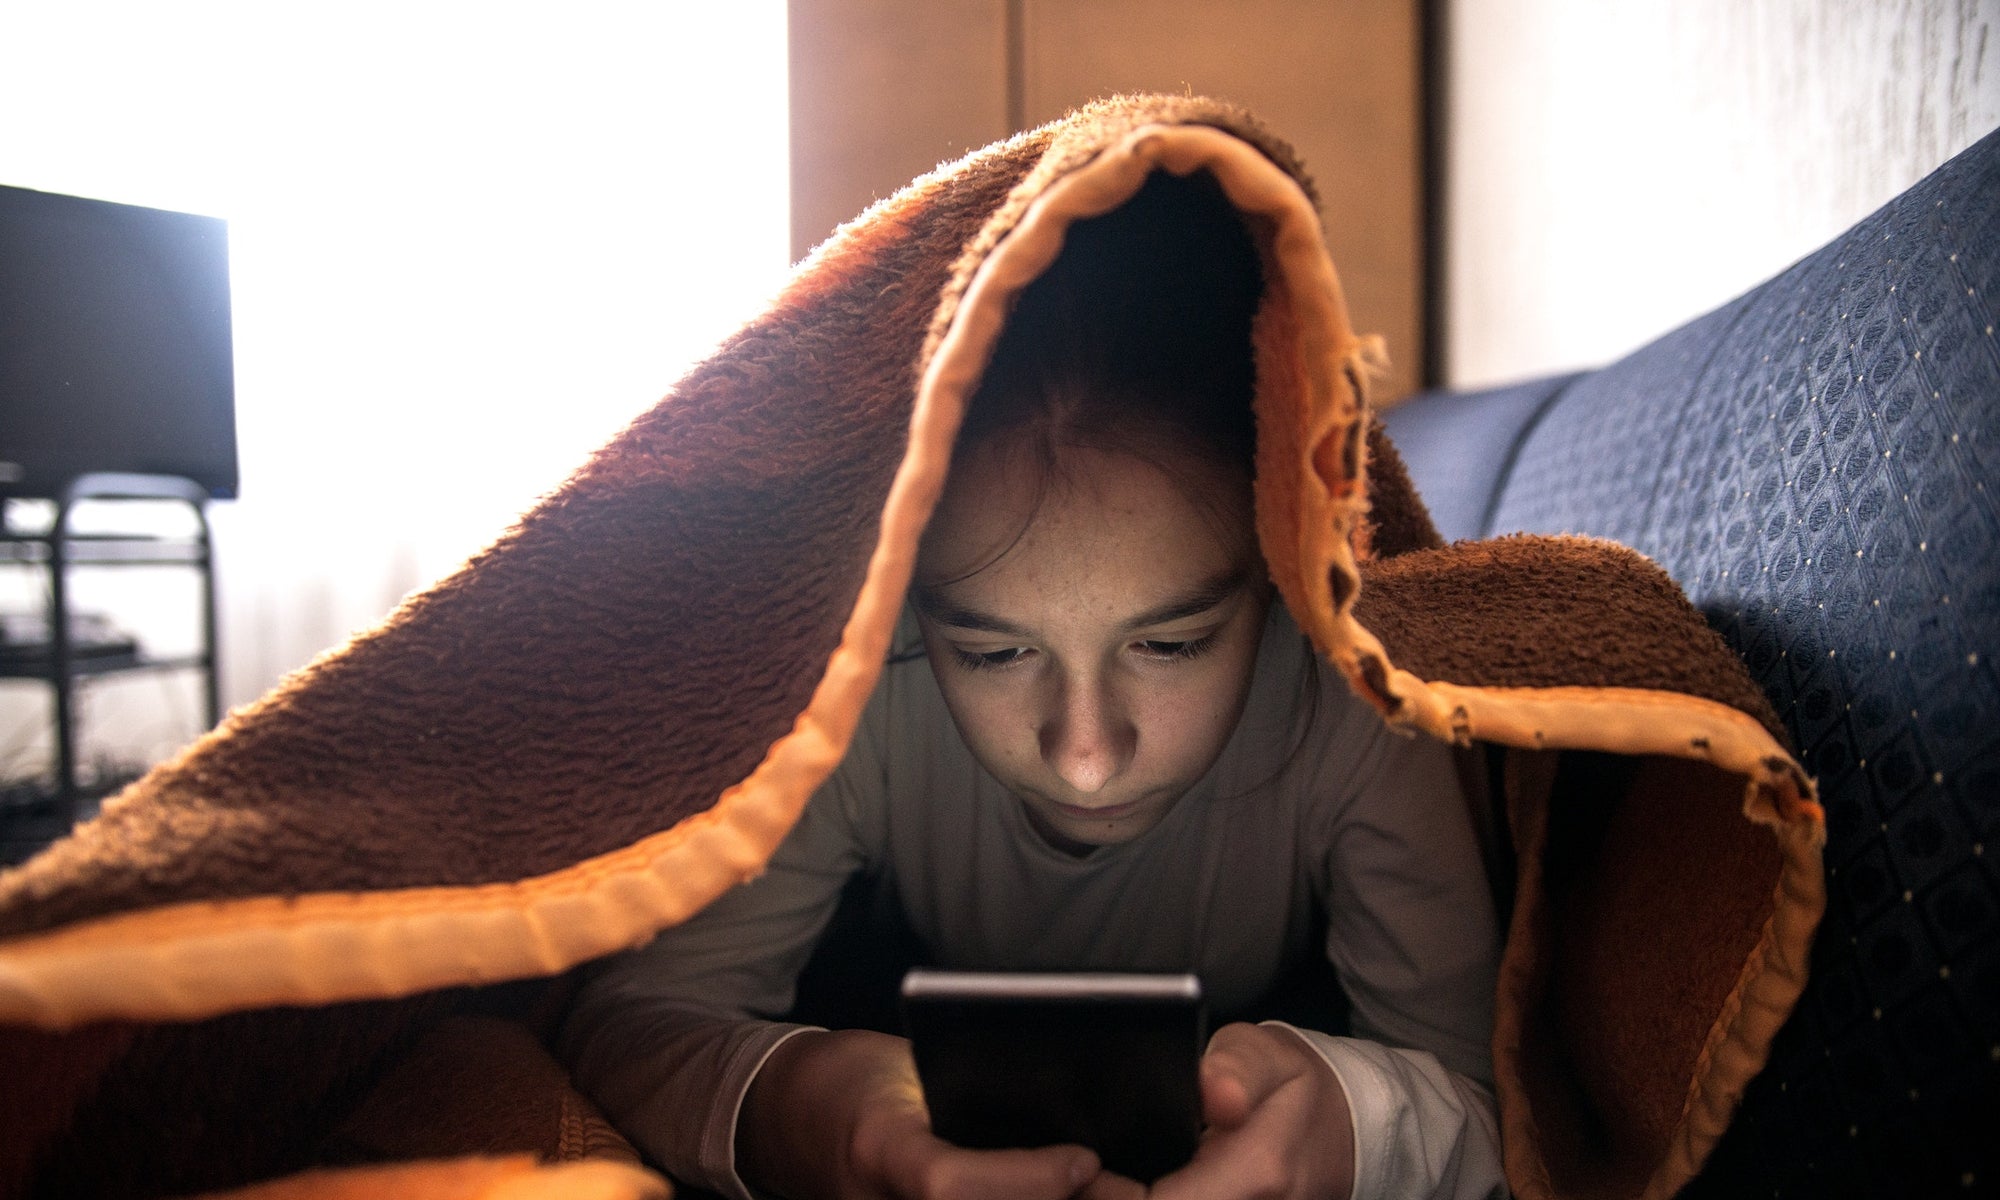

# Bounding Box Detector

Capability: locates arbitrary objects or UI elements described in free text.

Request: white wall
[1444,0,2000,389]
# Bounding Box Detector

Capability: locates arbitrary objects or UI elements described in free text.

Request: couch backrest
[1385,129,1999,1196]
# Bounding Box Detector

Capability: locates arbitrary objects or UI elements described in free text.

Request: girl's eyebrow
[1121,568,1251,631]
[910,568,1250,637]
[908,588,1033,638]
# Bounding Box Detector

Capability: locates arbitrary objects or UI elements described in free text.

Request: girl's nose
[1039,675,1135,794]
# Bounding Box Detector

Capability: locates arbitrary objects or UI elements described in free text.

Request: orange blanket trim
[188,1155,668,1200]
[1396,681,1822,1200]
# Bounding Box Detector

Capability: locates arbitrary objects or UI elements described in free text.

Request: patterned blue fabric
[1392,129,1998,1198]
[1380,372,1580,544]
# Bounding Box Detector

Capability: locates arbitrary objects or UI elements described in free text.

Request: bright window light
[1,2,789,703]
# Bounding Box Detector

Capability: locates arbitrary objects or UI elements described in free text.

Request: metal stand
[2,473,218,826]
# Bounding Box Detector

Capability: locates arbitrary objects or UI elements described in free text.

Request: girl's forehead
[918,442,1251,607]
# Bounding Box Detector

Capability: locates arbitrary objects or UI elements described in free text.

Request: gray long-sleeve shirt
[560,604,1506,1199]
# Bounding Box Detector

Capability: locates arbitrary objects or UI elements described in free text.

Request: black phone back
[902,971,1206,1183]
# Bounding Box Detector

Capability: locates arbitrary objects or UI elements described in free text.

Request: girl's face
[913,437,1269,854]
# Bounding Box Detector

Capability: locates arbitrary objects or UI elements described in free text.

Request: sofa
[1384,128,1998,1198]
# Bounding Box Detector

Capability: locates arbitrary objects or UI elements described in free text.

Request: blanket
[0,95,1823,1200]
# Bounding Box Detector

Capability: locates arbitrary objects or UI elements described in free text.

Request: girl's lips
[1052,799,1138,821]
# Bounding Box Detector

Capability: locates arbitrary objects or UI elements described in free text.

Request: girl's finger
[1199,1022,1295,1130]
[882,1135,1101,1200]
[1076,1168,1150,1200]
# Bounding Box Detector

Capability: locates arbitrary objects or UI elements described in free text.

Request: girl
[560,173,1505,1200]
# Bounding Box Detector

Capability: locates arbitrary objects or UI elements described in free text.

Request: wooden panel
[787,0,1011,259]
[786,0,1426,399]
[1022,0,1426,401]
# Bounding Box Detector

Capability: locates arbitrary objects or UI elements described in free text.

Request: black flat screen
[0,183,236,499]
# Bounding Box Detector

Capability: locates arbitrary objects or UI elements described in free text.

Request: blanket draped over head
[0,95,1822,1200]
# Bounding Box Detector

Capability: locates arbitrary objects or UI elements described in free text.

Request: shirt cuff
[1262,1022,1503,1200]
[1261,1022,1365,1200]
[701,1023,823,1200]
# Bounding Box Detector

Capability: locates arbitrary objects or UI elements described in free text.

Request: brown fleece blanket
[0,95,1822,1200]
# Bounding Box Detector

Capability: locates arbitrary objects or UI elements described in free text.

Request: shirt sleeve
[556,686,892,1199]
[1306,712,1508,1200]
[1274,1025,1506,1200]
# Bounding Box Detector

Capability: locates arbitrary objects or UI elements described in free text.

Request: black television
[0,183,237,500]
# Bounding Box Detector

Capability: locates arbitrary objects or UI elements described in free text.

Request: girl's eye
[1137,634,1216,662]
[952,646,1030,671]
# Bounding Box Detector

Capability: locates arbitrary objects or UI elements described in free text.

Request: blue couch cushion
[1380,371,1581,544]
[1392,129,1999,1197]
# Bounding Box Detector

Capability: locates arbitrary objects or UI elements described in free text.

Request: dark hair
[933,169,1266,577]
[959,169,1262,484]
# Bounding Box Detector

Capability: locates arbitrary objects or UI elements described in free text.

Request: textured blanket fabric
[0,95,1822,1200]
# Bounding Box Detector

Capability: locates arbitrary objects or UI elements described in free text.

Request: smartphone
[900,969,1207,1183]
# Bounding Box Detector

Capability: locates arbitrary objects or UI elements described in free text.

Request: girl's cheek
[957,694,1028,755]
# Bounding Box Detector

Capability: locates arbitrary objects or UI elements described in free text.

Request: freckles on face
[912,440,1268,851]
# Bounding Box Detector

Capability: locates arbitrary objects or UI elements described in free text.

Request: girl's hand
[1149,1021,1357,1200]
[738,1027,1107,1200]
